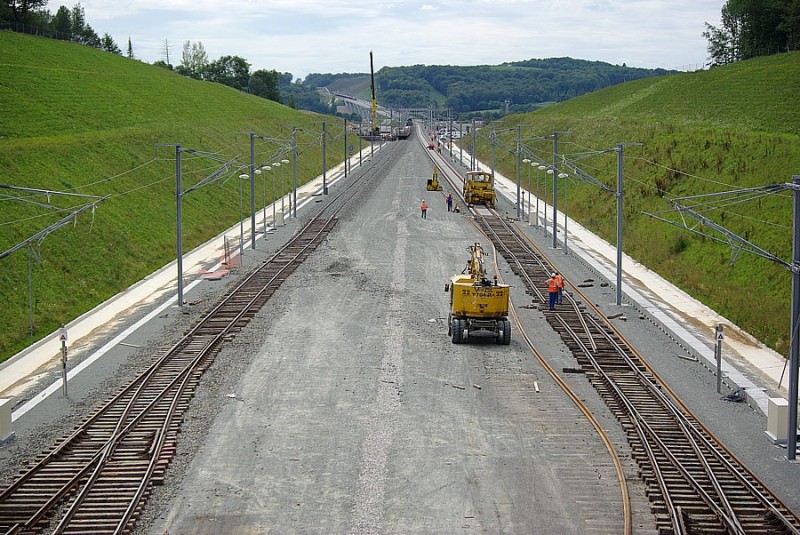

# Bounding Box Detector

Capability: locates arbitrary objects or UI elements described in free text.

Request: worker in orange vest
[554,272,564,304]
[420,199,428,219]
[546,273,559,310]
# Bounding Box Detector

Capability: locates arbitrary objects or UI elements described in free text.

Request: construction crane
[370,51,379,137]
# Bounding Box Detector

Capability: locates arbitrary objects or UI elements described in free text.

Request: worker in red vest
[420,199,428,219]
[547,273,559,310]
[555,272,564,304]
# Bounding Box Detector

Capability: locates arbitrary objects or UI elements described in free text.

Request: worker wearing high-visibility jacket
[547,273,559,310]
[554,272,564,304]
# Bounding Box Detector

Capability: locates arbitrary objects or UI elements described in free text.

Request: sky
[46,0,724,80]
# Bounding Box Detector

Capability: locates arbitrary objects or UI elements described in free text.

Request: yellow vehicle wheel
[497,319,511,345]
[451,318,465,344]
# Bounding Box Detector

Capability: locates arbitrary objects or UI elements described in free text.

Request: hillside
[310,58,671,119]
[372,59,671,115]
[480,52,800,354]
[0,31,342,362]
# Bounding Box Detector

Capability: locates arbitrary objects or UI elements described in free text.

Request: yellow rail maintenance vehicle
[463,170,496,208]
[445,242,511,345]
[427,166,443,191]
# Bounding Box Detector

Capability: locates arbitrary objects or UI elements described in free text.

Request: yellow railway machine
[427,166,443,191]
[445,242,511,344]
[463,170,496,208]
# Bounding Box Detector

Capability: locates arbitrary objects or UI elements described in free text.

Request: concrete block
[0,398,15,444]
[766,397,790,444]
[276,210,284,226]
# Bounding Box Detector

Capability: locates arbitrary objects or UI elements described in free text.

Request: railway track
[0,144,400,534]
[419,125,800,533]
[477,213,800,535]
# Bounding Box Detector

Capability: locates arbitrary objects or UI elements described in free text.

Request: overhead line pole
[615,145,624,305]
[460,118,465,165]
[552,132,559,248]
[549,130,570,249]
[175,145,184,306]
[1,191,107,339]
[292,128,298,218]
[516,125,522,219]
[323,121,328,194]
[162,143,236,307]
[789,175,800,459]
[490,126,496,175]
[249,133,256,250]
[342,118,346,182]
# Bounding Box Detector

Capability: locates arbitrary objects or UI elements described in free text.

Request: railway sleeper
[77,500,136,511]
[69,507,130,518]
[91,481,149,490]
[0,506,48,519]
[62,521,129,533]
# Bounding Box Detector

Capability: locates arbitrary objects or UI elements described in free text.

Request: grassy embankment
[481,52,800,355]
[0,31,345,362]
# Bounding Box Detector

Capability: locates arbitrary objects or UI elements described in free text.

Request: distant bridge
[331,92,391,122]
[319,89,442,128]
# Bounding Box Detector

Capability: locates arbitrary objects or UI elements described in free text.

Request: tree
[69,3,99,46]
[78,24,99,46]
[70,3,84,35]
[50,5,72,38]
[126,36,133,59]
[204,55,251,91]
[778,0,800,51]
[2,0,48,23]
[249,69,281,101]
[162,39,172,65]
[703,22,736,66]
[704,0,800,65]
[100,33,120,54]
[177,40,208,79]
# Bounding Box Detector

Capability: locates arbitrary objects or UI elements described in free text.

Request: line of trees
[703,0,800,66]
[1,1,127,55]
[154,40,333,113]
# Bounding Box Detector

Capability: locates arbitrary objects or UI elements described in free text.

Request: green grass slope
[483,52,800,355]
[0,31,343,362]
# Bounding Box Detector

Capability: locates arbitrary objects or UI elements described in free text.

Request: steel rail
[0,144,401,534]
[470,211,800,534]
[558,314,745,534]
[417,132,800,532]
[2,216,334,532]
[3,223,335,535]
[586,314,799,534]
[483,248,633,535]
[431,158,632,531]
[479,214,597,352]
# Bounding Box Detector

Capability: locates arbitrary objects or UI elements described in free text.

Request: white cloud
[45,0,722,77]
